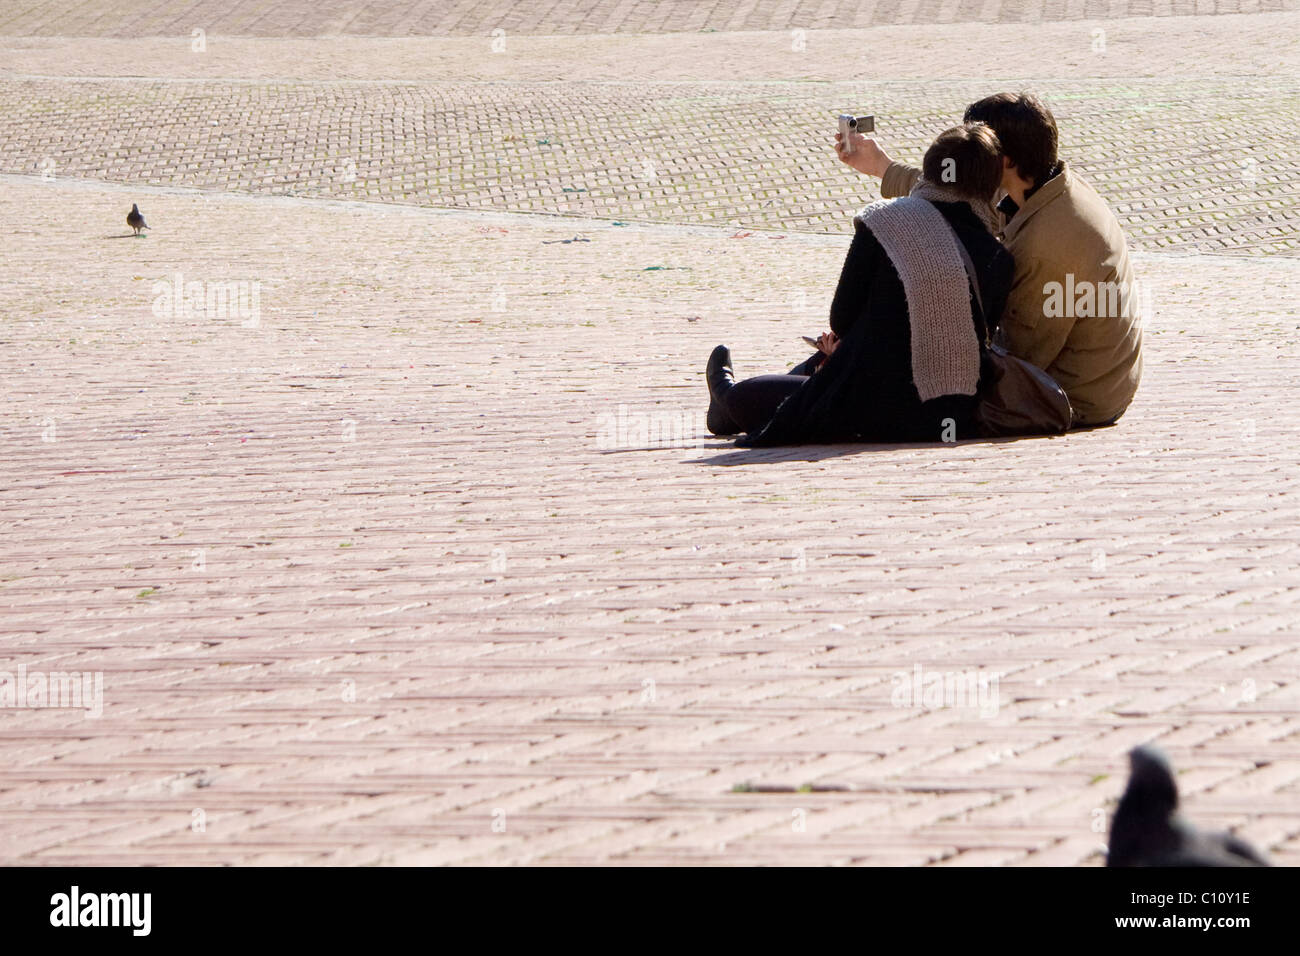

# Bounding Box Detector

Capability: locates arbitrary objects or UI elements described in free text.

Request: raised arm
[833,131,920,198]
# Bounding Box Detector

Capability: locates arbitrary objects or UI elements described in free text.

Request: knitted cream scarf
[853,180,991,401]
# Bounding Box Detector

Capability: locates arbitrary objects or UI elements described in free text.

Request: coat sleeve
[828,222,884,339]
[881,162,921,199]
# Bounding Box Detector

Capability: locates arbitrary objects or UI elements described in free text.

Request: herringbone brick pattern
[2,179,1299,865]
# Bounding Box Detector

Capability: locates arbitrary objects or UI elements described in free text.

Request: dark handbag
[950,234,1073,437]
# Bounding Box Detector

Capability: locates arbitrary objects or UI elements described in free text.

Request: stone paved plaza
[1,2,1299,865]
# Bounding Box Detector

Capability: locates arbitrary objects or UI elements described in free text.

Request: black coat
[741,200,1015,446]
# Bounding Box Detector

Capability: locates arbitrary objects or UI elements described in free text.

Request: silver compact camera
[837,114,875,154]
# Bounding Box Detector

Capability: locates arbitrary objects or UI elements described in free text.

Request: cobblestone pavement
[3,13,1298,258]
[5,77,1299,256]
[2,5,1300,866]
[1,0,1297,36]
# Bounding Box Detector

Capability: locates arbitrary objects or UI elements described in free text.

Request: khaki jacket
[882,162,1142,425]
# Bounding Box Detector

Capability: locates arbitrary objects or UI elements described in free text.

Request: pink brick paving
[3,180,1299,865]
[1,4,1299,866]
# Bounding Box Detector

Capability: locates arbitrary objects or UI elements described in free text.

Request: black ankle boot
[706,344,739,435]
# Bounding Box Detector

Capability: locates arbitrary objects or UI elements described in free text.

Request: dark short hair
[921,123,1003,200]
[964,92,1058,185]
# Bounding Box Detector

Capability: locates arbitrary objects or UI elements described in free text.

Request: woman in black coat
[705,124,1016,446]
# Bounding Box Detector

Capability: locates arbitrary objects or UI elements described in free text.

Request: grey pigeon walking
[1107,745,1269,867]
[127,203,149,236]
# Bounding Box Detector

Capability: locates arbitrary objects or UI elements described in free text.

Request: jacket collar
[1000,161,1070,242]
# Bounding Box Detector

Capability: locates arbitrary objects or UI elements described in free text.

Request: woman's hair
[963,92,1058,186]
[922,123,1004,200]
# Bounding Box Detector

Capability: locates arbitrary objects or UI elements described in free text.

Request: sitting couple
[704,92,1143,447]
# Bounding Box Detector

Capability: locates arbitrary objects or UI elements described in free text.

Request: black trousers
[719,353,823,434]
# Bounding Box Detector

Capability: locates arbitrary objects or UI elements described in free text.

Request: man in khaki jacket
[839,92,1142,426]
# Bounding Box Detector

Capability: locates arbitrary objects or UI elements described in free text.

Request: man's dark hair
[963,92,1058,185]
[922,123,1003,200]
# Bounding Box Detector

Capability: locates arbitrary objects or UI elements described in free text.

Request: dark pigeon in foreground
[1107,745,1269,867]
[127,203,149,236]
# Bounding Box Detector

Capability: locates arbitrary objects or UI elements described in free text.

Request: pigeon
[1107,745,1269,867]
[127,203,149,236]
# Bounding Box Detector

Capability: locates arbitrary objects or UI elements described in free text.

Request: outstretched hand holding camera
[834,130,893,179]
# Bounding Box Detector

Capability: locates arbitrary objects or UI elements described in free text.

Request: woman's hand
[834,133,893,179]
[816,332,840,356]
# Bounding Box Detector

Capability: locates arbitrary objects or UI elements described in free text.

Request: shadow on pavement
[690,433,1065,465]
